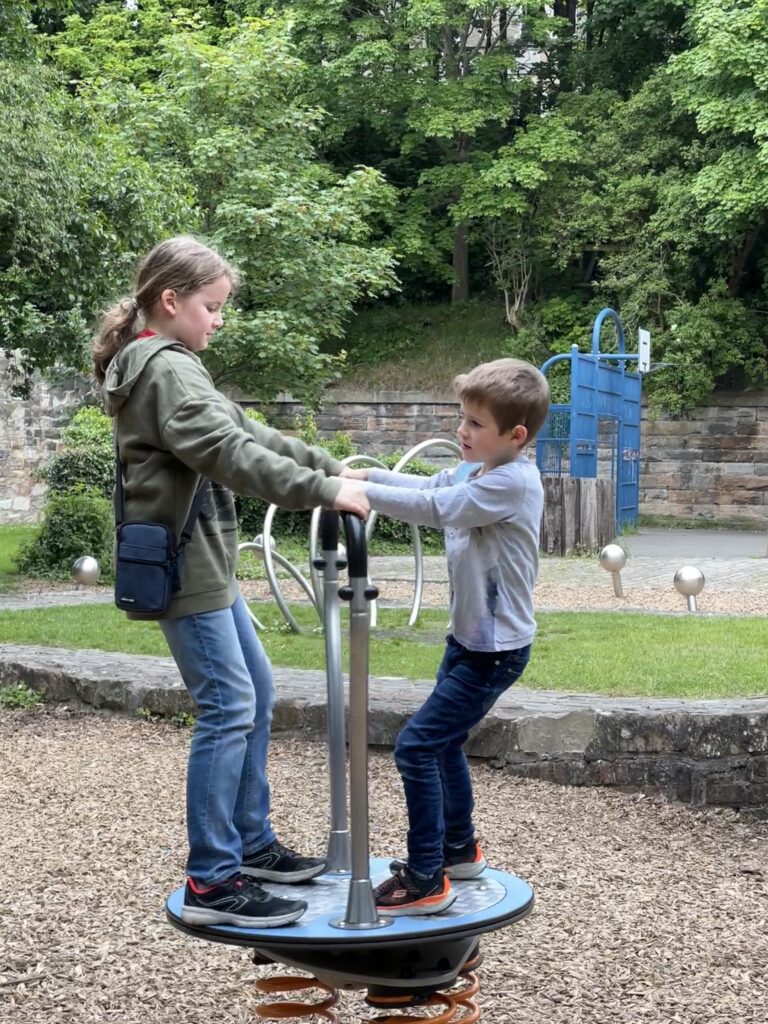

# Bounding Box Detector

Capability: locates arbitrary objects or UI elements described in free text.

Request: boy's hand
[332,479,369,520]
[340,466,369,480]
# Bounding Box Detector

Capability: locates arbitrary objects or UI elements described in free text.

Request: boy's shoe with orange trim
[374,866,456,917]
[389,841,487,882]
[443,840,487,880]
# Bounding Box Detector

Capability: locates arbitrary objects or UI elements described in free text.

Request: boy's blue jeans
[394,635,531,878]
[159,594,277,885]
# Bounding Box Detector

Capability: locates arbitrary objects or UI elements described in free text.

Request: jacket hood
[103,336,188,416]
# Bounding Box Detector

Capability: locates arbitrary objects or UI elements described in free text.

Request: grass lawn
[0,601,764,699]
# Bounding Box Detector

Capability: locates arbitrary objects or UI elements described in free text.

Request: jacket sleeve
[363,469,524,529]
[367,468,454,489]
[157,360,341,511]
[225,398,344,476]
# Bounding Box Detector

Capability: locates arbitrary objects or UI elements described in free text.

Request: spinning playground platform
[165,512,534,1019]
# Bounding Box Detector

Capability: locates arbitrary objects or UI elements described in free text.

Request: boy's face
[457,398,524,469]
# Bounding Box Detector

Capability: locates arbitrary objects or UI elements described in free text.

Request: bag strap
[115,443,209,552]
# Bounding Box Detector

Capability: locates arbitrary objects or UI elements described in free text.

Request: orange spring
[251,975,340,1021]
[366,972,481,1024]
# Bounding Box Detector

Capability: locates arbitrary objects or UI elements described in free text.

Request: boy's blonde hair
[92,236,239,383]
[453,358,550,441]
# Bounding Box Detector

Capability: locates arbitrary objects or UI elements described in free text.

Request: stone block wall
[255,389,460,458]
[0,360,91,523]
[640,390,768,523]
[3,378,768,525]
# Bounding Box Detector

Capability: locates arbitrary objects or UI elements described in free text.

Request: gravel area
[2,710,766,1023]
[235,576,767,617]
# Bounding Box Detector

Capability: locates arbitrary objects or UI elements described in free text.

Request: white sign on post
[638,328,651,373]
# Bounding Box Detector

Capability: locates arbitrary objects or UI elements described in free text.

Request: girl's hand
[340,467,369,480]
[332,479,369,520]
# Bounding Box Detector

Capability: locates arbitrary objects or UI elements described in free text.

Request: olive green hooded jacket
[103,335,342,619]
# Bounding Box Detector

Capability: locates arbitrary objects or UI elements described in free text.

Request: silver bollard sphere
[72,556,100,586]
[598,544,627,573]
[674,565,705,612]
[673,565,705,596]
[598,543,627,598]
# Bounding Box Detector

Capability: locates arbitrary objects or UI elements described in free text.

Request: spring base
[252,974,340,1020]
[251,967,481,1023]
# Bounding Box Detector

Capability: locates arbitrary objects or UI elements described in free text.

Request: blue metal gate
[536,308,642,532]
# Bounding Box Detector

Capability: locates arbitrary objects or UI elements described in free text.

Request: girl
[93,236,368,928]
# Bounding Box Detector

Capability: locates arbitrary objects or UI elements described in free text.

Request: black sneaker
[443,840,487,880]
[389,841,487,881]
[182,875,306,928]
[374,865,456,917]
[241,840,326,883]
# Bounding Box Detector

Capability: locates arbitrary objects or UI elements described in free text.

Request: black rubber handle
[319,509,339,552]
[341,511,367,579]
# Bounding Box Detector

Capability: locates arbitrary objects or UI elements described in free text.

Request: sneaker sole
[240,863,327,884]
[445,855,487,880]
[181,904,306,928]
[377,888,458,918]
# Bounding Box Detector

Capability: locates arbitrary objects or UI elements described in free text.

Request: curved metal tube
[241,523,318,634]
[253,438,461,634]
[390,439,461,626]
[591,306,626,355]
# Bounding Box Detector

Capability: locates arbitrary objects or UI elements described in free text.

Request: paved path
[0,528,766,612]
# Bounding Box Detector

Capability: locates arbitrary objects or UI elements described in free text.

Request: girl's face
[163,275,231,352]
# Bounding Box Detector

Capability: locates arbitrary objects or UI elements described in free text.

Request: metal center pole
[315,511,351,873]
[331,513,391,930]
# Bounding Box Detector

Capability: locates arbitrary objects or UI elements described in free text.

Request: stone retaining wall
[0,359,92,523]
[640,390,768,523]
[2,644,766,812]
[3,375,768,525]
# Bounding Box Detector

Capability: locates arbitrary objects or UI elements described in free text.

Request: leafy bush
[44,405,114,497]
[0,684,43,710]
[43,446,115,498]
[61,405,113,448]
[16,488,113,579]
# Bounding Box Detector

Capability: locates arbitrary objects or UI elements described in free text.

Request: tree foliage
[3,0,767,410]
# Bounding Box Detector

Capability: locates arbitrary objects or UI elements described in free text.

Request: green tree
[52,8,398,403]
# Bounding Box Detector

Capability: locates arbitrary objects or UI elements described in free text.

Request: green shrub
[0,683,43,710]
[61,406,113,448]
[16,488,113,580]
[43,446,115,498]
[44,405,115,497]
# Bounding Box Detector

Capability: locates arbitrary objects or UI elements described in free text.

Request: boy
[342,358,549,916]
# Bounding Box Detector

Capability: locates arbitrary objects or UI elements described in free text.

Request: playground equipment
[166,511,534,1019]
[674,566,705,612]
[598,543,627,598]
[537,308,644,534]
[243,439,462,634]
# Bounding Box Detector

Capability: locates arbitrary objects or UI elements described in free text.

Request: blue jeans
[394,635,531,877]
[159,595,276,884]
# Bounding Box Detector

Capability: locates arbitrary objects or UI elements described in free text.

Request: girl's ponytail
[93,296,142,383]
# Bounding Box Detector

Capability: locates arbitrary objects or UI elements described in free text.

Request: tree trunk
[452,221,470,303]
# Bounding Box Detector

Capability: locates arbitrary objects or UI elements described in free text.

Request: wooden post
[541,478,615,555]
